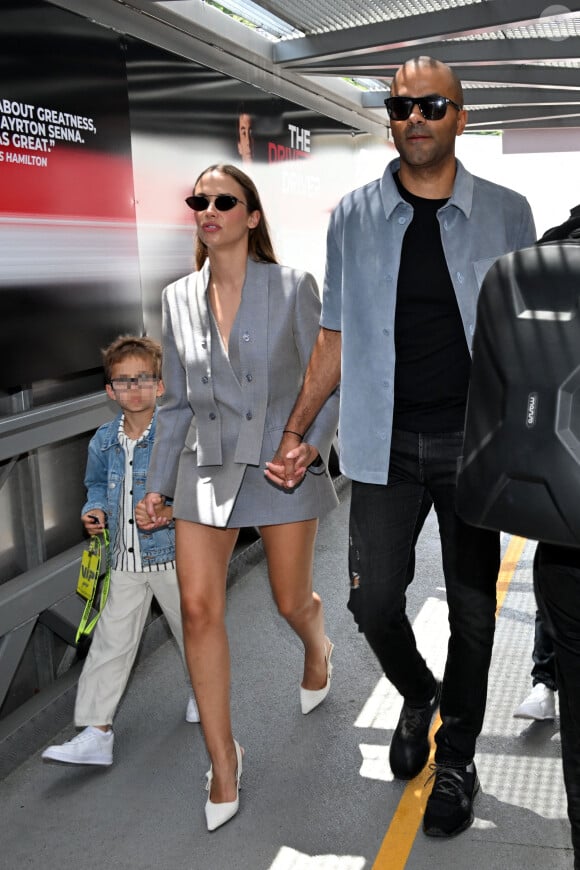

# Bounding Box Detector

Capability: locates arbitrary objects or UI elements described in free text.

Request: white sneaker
[513,683,556,720]
[185,695,200,724]
[41,726,114,765]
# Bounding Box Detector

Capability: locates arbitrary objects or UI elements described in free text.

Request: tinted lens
[186,195,209,211]
[385,97,413,121]
[385,95,448,121]
[418,97,447,120]
[185,194,239,211]
[213,195,238,211]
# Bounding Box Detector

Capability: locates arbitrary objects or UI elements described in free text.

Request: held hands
[264,432,319,489]
[81,509,106,535]
[137,493,172,530]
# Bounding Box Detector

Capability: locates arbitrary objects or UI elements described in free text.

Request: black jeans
[534,543,580,869]
[348,429,500,765]
[531,608,557,690]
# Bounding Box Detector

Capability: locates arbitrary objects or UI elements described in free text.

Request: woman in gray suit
[143,164,339,832]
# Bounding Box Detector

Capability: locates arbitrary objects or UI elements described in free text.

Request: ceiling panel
[148,0,580,130]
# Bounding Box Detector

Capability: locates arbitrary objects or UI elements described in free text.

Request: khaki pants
[75,568,186,726]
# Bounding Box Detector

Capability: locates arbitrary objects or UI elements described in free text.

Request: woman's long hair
[192,164,278,271]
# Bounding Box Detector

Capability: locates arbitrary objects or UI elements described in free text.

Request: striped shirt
[113,416,176,573]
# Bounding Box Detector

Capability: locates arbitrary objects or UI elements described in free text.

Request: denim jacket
[81,408,175,566]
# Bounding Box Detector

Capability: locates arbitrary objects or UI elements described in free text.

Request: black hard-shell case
[456,241,580,546]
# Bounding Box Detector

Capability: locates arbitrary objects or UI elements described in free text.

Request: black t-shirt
[392,173,471,433]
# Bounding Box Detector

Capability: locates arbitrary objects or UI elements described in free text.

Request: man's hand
[141,492,170,528]
[266,327,340,488]
[265,434,320,489]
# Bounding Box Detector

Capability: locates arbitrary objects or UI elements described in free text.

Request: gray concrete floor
[0,482,574,869]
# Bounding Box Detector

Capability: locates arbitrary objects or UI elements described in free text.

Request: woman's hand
[139,493,170,529]
[265,434,320,489]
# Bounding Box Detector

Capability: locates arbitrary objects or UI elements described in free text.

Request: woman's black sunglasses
[185,194,247,212]
[384,95,463,122]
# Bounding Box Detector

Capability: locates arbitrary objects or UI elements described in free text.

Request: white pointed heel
[204,739,243,832]
[300,640,334,715]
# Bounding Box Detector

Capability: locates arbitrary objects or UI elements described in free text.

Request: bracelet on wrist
[282,429,304,441]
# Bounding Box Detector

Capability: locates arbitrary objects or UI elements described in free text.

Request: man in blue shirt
[267,56,536,837]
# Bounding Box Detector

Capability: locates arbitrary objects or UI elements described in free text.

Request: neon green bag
[75,530,110,642]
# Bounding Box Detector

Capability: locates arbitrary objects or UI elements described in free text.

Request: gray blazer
[147,258,339,502]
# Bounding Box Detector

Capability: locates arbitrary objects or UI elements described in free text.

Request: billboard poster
[0,1,142,390]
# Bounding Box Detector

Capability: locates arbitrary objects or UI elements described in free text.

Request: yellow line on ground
[496,535,527,615]
[371,534,527,870]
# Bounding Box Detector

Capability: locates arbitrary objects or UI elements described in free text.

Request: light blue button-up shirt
[321,157,536,484]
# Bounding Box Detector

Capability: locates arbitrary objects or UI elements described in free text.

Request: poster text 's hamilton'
[0,99,98,166]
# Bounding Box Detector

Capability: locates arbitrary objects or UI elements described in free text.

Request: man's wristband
[283,429,304,441]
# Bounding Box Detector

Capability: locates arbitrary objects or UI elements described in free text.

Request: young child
[42,335,199,767]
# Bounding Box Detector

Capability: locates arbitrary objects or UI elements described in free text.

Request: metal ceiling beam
[309,66,580,90]
[469,115,580,130]
[362,87,580,109]
[466,104,580,123]
[420,66,580,90]
[292,37,580,72]
[273,0,580,64]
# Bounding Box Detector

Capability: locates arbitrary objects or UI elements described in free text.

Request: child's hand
[136,495,171,530]
[82,510,106,535]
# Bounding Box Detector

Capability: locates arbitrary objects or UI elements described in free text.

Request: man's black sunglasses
[384,95,463,122]
[185,194,247,212]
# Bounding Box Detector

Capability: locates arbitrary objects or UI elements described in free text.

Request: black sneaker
[423,761,480,837]
[389,680,442,780]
